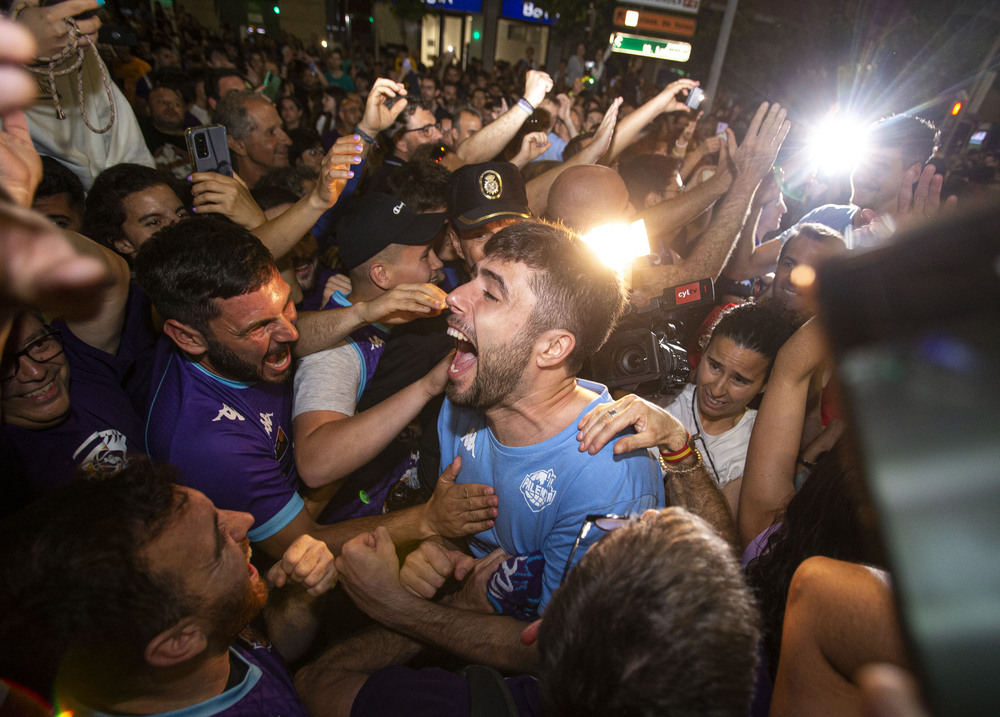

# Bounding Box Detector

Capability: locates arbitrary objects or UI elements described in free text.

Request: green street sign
[610,32,692,62]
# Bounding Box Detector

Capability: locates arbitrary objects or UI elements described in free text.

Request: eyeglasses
[404,122,441,138]
[1,330,64,382]
[560,513,641,586]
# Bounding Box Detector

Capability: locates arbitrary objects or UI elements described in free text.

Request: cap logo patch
[393,201,405,215]
[479,170,503,200]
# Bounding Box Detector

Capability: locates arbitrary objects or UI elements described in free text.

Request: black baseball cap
[337,193,446,271]
[448,161,531,232]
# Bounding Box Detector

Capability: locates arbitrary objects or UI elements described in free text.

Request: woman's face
[694,335,769,423]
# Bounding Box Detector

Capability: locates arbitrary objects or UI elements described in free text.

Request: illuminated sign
[501,0,558,25]
[610,32,692,61]
[614,7,696,36]
[625,0,699,14]
[424,0,483,12]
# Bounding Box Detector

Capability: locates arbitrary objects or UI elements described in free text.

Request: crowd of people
[0,0,990,715]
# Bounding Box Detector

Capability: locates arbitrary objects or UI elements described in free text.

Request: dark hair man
[32,156,86,232]
[82,163,188,262]
[329,220,663,673]
[213,90,292,189]
[0,460,335,714]
[135,217,495,561]
[204,67,250,112]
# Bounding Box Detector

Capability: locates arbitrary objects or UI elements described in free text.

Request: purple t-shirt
[145,337,303,542]
[66,628,308,717]
[351,665,540,717]
[3,302,150,499]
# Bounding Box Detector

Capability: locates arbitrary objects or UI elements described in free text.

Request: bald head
[546,165,632,233]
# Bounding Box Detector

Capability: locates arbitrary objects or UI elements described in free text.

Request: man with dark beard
[137,218,499,561]
[0,460,336,716]
[329,221,664,673]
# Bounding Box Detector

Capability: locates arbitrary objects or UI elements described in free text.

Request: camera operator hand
[577,393,689,456]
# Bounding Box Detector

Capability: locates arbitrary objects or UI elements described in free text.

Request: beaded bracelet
[353,126,379,150]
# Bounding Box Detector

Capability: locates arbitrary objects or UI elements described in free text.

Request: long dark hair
[745,440,884,679]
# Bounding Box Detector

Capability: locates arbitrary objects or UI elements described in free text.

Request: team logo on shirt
[213,404,245,422]
[274,426,289,461]
[370,335,385,348]
[259,412,274,437]
[73,429,129,476]
[461,429,477,458]
[520,468,557,512]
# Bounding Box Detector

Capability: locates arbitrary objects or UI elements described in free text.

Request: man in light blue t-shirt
[334,220,664,673]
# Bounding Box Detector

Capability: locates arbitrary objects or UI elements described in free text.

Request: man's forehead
[409,108,435,126]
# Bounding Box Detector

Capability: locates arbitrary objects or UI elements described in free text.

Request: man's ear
[112,237,137,257]
[228,134,247,158]
[535,329,576,369]
[644,191,662,209]
[450,232,466,262]
[369,262,392,291]
[144,618,209,668]
[162,319,209,358]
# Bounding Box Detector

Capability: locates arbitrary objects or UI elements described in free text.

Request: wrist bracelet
[659,435,692,462]
[660,445,704,475]
[354,126,379,150]
[674,139,688,148]
[517,98,534,116]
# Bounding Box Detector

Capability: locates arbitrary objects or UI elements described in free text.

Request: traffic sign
[625,0,699,15]
[614,7,696,37]
[610,32,692,62]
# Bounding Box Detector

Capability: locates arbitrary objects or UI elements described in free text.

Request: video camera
[586,278,716,400]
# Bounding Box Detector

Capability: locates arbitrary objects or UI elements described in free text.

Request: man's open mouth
[447,325,478,376]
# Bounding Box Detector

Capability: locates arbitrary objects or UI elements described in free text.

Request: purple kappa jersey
[65,628,308,717]
[145,338,304,542]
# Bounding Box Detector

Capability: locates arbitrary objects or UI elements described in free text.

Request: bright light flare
[580,220,651,284]
[321,40,328,48]
[808,116,869,175]
[625,10,639,26]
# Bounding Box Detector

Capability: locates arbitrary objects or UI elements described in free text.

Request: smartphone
[686,87,705,110]
[186,125,233,177]
[818,206,1000,717]
[261,70,281,101]
[716,121,729,136]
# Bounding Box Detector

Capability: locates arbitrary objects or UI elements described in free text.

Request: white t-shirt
[292,342,362,419]
[663,383,757,488]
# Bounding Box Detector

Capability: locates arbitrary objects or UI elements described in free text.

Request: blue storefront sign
[424,0,484,12]
[501,0,557,25]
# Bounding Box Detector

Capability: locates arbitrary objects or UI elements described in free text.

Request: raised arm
[440,70,553,171]
[293,282,447,357]
[737,318,832,547]
[603,78,697,162]
[632,102,790,305]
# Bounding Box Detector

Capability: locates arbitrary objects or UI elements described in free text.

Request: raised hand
[357,77,408,137]
[730,102,791,182]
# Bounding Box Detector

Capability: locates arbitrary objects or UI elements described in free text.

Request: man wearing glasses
[1,235,150,509]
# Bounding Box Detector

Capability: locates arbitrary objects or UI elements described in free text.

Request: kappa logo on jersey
[369,335,385,349]
[461,429,477,458]
[213,404,246,422]
[259,412,274,437]
[274,426,289,461]
[520,468,558,512]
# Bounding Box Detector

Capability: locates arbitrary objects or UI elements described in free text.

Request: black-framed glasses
[1,330,64,382]
[560,513,641,586]
[404,122,441,138]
